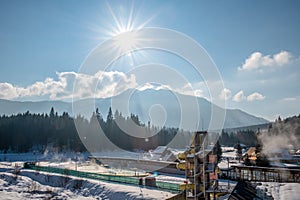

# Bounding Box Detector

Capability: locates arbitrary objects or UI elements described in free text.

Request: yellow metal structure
[176,162,194,171]
[178,131,228,200]
[179,183,195,190]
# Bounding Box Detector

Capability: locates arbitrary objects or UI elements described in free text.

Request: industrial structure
[177,131,225,200]
[220,165,300,183]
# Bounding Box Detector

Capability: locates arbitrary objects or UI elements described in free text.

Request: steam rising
[258,116,300,156]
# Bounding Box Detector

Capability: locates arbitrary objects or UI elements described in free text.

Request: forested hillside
[0,107,183,153]
[0,108,84,153]
[219,114,300,150]
[259,115,300,152]
[219,129,258,147]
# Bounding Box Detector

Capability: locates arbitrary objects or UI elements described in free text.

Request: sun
[112,30,139,56]
[104,1,156,63]
[86,1,156,66]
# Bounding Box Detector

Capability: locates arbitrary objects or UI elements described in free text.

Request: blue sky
[0,0,299,120]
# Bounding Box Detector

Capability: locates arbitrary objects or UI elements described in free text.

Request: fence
[23,163,181,192]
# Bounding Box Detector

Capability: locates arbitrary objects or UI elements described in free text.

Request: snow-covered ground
[220,147,300,199]
[37,160,149,177]
[218,147,241,170]
[256,182,300,200]
[0,152,90,162]
[155,174,185,184]
[0,150,180,199]
[1,149,300,199]
[0,162,177,200]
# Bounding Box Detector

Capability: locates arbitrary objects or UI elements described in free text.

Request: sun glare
[104,1,156,36]
[87,1,157,66]
[113,30,139,54]
[103,1,156,63]
[106,1,136,36]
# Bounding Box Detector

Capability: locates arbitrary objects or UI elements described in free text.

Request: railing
[220,165,300,183]
[23,163,181,192]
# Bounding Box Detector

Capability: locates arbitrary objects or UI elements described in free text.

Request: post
[75,153,78,171]
[227,157,230,190]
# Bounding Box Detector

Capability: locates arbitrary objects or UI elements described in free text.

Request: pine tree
[106,107,113,123]
[50,107,55,118]
[236,143,242,162]
[214,140,222,163]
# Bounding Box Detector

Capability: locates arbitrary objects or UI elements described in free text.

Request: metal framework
[220,165,300,183]
[178,131,222,200]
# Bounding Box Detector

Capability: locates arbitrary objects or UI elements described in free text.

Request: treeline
[262,115,300,149]
[0,107,185,153]
[0,108,85,153]
[219,114,300,148]
[219,129,258,147]
[4,106,294,153]
[75,107,185,152]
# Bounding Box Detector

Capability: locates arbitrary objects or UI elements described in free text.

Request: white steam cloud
[258,118,300,156]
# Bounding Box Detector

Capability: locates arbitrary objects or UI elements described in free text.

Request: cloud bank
[0,71,138,100]
[0,71,207,101]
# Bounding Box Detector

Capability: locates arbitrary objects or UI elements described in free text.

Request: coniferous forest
[0,108,84,153]
[2,107,295,154]
[218,130,258,147]
[0,107,183,153]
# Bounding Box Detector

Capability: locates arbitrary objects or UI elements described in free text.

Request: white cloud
[282,97,297,101]
[137,83,204,98]
[232,90,246,102]
[93,71,138,98]
[219,88,231,100]
[247,92,265,101]
[137,83,155,91]
[0,70,208,101]
[172,84,204,97]
[232,90,265,102]
[0,71,138,100]
[238,51,293,71]
[0,82,19,99]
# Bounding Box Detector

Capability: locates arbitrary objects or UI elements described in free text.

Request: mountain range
[0,89,268,129]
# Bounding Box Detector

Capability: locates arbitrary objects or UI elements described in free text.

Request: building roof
[228,181,259,200]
